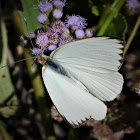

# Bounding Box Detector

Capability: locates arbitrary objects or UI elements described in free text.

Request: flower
[51,20,66,33]
[20,35,28,46]
[27,32,36,39]
[53,9,63,19]
[38,0,52,13]
[38,26,53,36]
[61,28,70,38]
[36,33,49,48]
[48,44,57,51]
[75,29,85,39]
[48,32,59,44]
[58,36,75,46]
[71,25,79,31]
[135,84,140,95]
[37,13,48,24]
[126,0,138,11]
[85,29,93,37]
[65,15,87,29]
[23,40,28,45]
[32,47,42,55]
[52,0,66,8]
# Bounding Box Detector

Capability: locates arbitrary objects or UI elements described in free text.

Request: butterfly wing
[42,65,107,127]
[53,64,123,101]
[50,37,124,101]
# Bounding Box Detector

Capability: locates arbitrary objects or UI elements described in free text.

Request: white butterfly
[38,37,124,127]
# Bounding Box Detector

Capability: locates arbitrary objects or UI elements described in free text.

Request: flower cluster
[22,0,94,55]
[37,0,65,23]
[126,0,138,11]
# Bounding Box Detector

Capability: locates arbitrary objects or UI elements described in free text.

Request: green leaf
[0,120,13,140]
[104,14,127,39]
[20,0,43,34]
[0,4,18,117]
[96,0,126,36]
[91,5,99,16]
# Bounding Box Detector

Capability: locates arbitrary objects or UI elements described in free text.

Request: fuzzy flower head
[59,36,75,46]
[135,84,140,95]
[48,32,59,44]
[126,0,138,11]
[36,33,49,48]
[27,32,36,39]
[52,0,66,8]
[38,0,52,13]
[32,47,42,55]
[20,35,28,46]
[75,29,85,39]
[51,20,66,33]
[37,13,48,24]
[53,9,63,19]
[85,29,93,37]
[48,44,57,51]
[61,28,70,38]
[38,26,53,36]
[65,15,87,29]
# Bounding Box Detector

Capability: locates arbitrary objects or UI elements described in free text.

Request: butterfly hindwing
[42,65,107,127]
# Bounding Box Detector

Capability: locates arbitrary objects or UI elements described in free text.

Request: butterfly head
[37,54,50,66]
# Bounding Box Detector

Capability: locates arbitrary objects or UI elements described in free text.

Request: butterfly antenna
[0,57,36,69]
[24,17,34,48]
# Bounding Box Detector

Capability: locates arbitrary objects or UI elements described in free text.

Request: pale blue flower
[65,15,87,29]
[36,33,49,48]
[53,9,63,19]
[126,0,138,10]
[59,36,75,46]
[52,0,66,8]
[32,48,42,55]
[48,44,57,51]
[51,20,66,33]
[75,29,85,39]
[85,29,93,37]
[38,0,52,13]
[48,32,59,44]
[37,13,48,23]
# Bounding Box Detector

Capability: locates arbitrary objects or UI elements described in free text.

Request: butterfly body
[38,55,69,77]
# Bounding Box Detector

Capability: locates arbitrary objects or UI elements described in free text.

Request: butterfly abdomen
[47,60,70,77]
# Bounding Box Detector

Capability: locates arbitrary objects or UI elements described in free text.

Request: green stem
[96,0,125,36]
[124,14,140,56]
[0,121,13,140]
[11,11,56,140]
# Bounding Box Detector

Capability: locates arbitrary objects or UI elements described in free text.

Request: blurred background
[0,0,140,140]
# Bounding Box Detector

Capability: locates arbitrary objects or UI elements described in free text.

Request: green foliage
[89,0,127,39]
[91,5,99,16]
[0,120,13,140]
[0,8,18,118]
[88,0,114,17]
[104,14,127,39]
[20,0,43,34]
